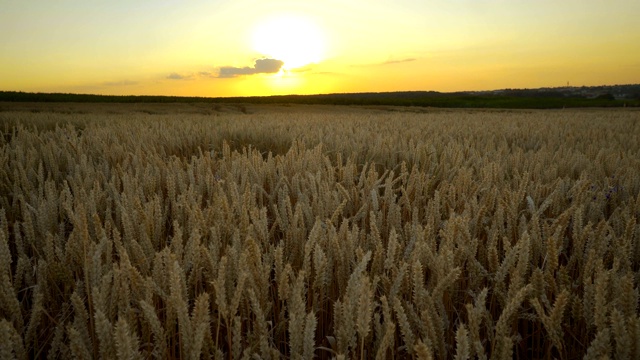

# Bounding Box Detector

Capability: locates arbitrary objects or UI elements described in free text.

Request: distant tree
[596,93,615,100]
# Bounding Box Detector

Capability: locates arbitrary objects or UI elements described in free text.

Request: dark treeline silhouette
[1,85,638,109]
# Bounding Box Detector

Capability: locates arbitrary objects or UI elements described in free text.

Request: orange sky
[1,0,639,97]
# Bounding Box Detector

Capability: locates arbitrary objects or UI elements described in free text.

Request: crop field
[1,105,639,359]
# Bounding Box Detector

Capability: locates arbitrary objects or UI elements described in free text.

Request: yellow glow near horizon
[251,14,326,70]
[1,1,639,97]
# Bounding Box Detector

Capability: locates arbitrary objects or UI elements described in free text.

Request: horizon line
[1,82,639,100]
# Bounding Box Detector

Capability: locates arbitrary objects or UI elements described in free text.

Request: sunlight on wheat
[0,108,639,359]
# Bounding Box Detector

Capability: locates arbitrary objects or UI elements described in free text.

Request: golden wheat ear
[3,109,639,359]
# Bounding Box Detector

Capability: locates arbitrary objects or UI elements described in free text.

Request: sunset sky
[1,0,639,97]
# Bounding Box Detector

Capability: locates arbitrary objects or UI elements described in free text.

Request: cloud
[382,58,416,65]
[166,72,191,80]
[352,58,418,68]
[166,71,216,80]
[218,58,284,78]
[102,80,137,86]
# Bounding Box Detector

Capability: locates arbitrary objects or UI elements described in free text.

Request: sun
[251,14,326,70]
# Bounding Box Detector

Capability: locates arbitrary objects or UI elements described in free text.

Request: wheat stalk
[2,109,639,359]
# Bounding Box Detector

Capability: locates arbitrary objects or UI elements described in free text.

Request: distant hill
[1,84,639,109]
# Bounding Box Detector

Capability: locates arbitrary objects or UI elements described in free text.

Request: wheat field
[1,107,639,359]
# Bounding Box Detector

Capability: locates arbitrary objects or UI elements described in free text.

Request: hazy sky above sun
[1,0,639,97]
